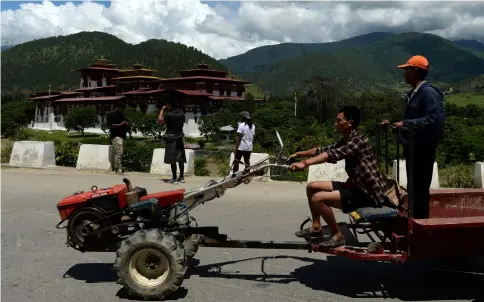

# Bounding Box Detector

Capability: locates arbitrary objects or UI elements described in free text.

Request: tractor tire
[184,216,201,259]
[114,229,187,300]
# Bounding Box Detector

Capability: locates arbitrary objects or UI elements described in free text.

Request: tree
[64,107,99,136]
[124,107,145,139]
[1,100,35,137]
[298,77,345,124]
[198,115,217,139]
[137,113,165,140]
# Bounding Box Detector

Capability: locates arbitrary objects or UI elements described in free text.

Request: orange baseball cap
[397,55,429,70]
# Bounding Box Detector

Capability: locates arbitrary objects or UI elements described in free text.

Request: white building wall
[31,104,204,138]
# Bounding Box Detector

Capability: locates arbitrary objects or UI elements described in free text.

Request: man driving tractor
[289,105,391,248]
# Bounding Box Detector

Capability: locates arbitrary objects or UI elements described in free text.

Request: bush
[211,150,231,177]
[123,140,157,172]
[440,164,474,188]
[1,143,13,163]
[194,158,211,176]
[55,141,80,167]
[81,136,111,145]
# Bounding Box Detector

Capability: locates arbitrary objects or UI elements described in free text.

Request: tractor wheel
[184,216,201,260]
[114,229,187,300]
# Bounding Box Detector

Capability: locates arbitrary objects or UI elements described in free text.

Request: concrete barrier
[307,160,348,183]
[474,162,484,188]
[76,144,113,171]
[229,152,270,181]
[150,149,195,176]
[9,141,56,168]
[392,159,440,188]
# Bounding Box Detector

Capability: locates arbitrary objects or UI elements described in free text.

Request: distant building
[30,57,260,137]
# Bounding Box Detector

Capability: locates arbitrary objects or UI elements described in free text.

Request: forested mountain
[0,31,229,92]
[221,32,484,95]
[219,32,394,74]
[2,31,484,98]
[454,39,484,53]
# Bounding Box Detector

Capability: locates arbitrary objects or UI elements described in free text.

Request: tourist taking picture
[157,100,187,184]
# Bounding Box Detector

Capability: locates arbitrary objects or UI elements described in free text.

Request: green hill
[221,32,484,96]
[444,74,484,107]
[454,39,484,57]
[219,32,394,75]
[1,31,264,97]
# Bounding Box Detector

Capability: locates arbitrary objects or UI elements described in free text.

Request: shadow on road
[62,263,188,301]
[64,256,484,301]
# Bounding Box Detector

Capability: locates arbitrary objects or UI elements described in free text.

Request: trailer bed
[406,188,484,260]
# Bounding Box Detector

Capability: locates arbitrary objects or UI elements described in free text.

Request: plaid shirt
[316,130,391,206]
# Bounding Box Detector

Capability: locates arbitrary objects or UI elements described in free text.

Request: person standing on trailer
[157,99,187,184]
[233,111,255,173]
[382,55,445,219]
[106,102,129,174]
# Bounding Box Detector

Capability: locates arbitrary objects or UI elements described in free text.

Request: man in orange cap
[382,55,445,219]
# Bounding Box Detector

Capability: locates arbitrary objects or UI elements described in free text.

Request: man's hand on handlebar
[381,119,404,130]
[290,161,306,172]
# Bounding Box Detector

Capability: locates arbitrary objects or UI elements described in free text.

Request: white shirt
[236,122,255,151]
[408,80,426,104]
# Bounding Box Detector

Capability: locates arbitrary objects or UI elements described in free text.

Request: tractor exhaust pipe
[123,178,133,191]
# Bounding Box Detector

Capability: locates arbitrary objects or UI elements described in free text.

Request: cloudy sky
[2,0,484,59]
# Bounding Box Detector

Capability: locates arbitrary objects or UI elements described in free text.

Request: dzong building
[30,57,257,137]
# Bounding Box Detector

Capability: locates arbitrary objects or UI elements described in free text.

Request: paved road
[2,169,483,302]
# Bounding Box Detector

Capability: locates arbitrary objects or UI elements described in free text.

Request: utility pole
[294,91,297,117]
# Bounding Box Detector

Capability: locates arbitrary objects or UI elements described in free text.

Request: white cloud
[1,0,484,60]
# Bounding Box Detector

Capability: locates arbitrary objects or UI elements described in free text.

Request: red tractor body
[57,184,129,220]
[56,184,186,221]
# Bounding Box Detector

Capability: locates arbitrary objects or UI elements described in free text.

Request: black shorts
[332,181,376,214]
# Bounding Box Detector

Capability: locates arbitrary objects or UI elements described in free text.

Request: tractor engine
[56,178,185,252]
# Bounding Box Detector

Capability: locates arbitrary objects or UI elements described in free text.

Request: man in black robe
[157,99,186,184]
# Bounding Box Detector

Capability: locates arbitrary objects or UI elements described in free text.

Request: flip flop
[295,227,323,238]
[319,236,346,248]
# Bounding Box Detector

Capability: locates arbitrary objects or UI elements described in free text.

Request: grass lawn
[10,129,224,147]
[19,129,108,141]
[446,92,484,107]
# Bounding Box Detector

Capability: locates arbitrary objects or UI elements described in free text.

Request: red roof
[55,96,125,102]
[75,85,117,92]
[179,68,228,74]
[120,89,164,95]
[30,94,62,100]
[73,67,121,72]
[158,76,250,84]
[209,96,263,101]
[209,96,246,101]
[120,89,212,96]
[177,90,212,96]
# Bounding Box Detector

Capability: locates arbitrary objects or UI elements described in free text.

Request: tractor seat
[350,206,399,223]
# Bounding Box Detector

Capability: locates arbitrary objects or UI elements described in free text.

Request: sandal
[319,235,346,248]
[295,227,323,238]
